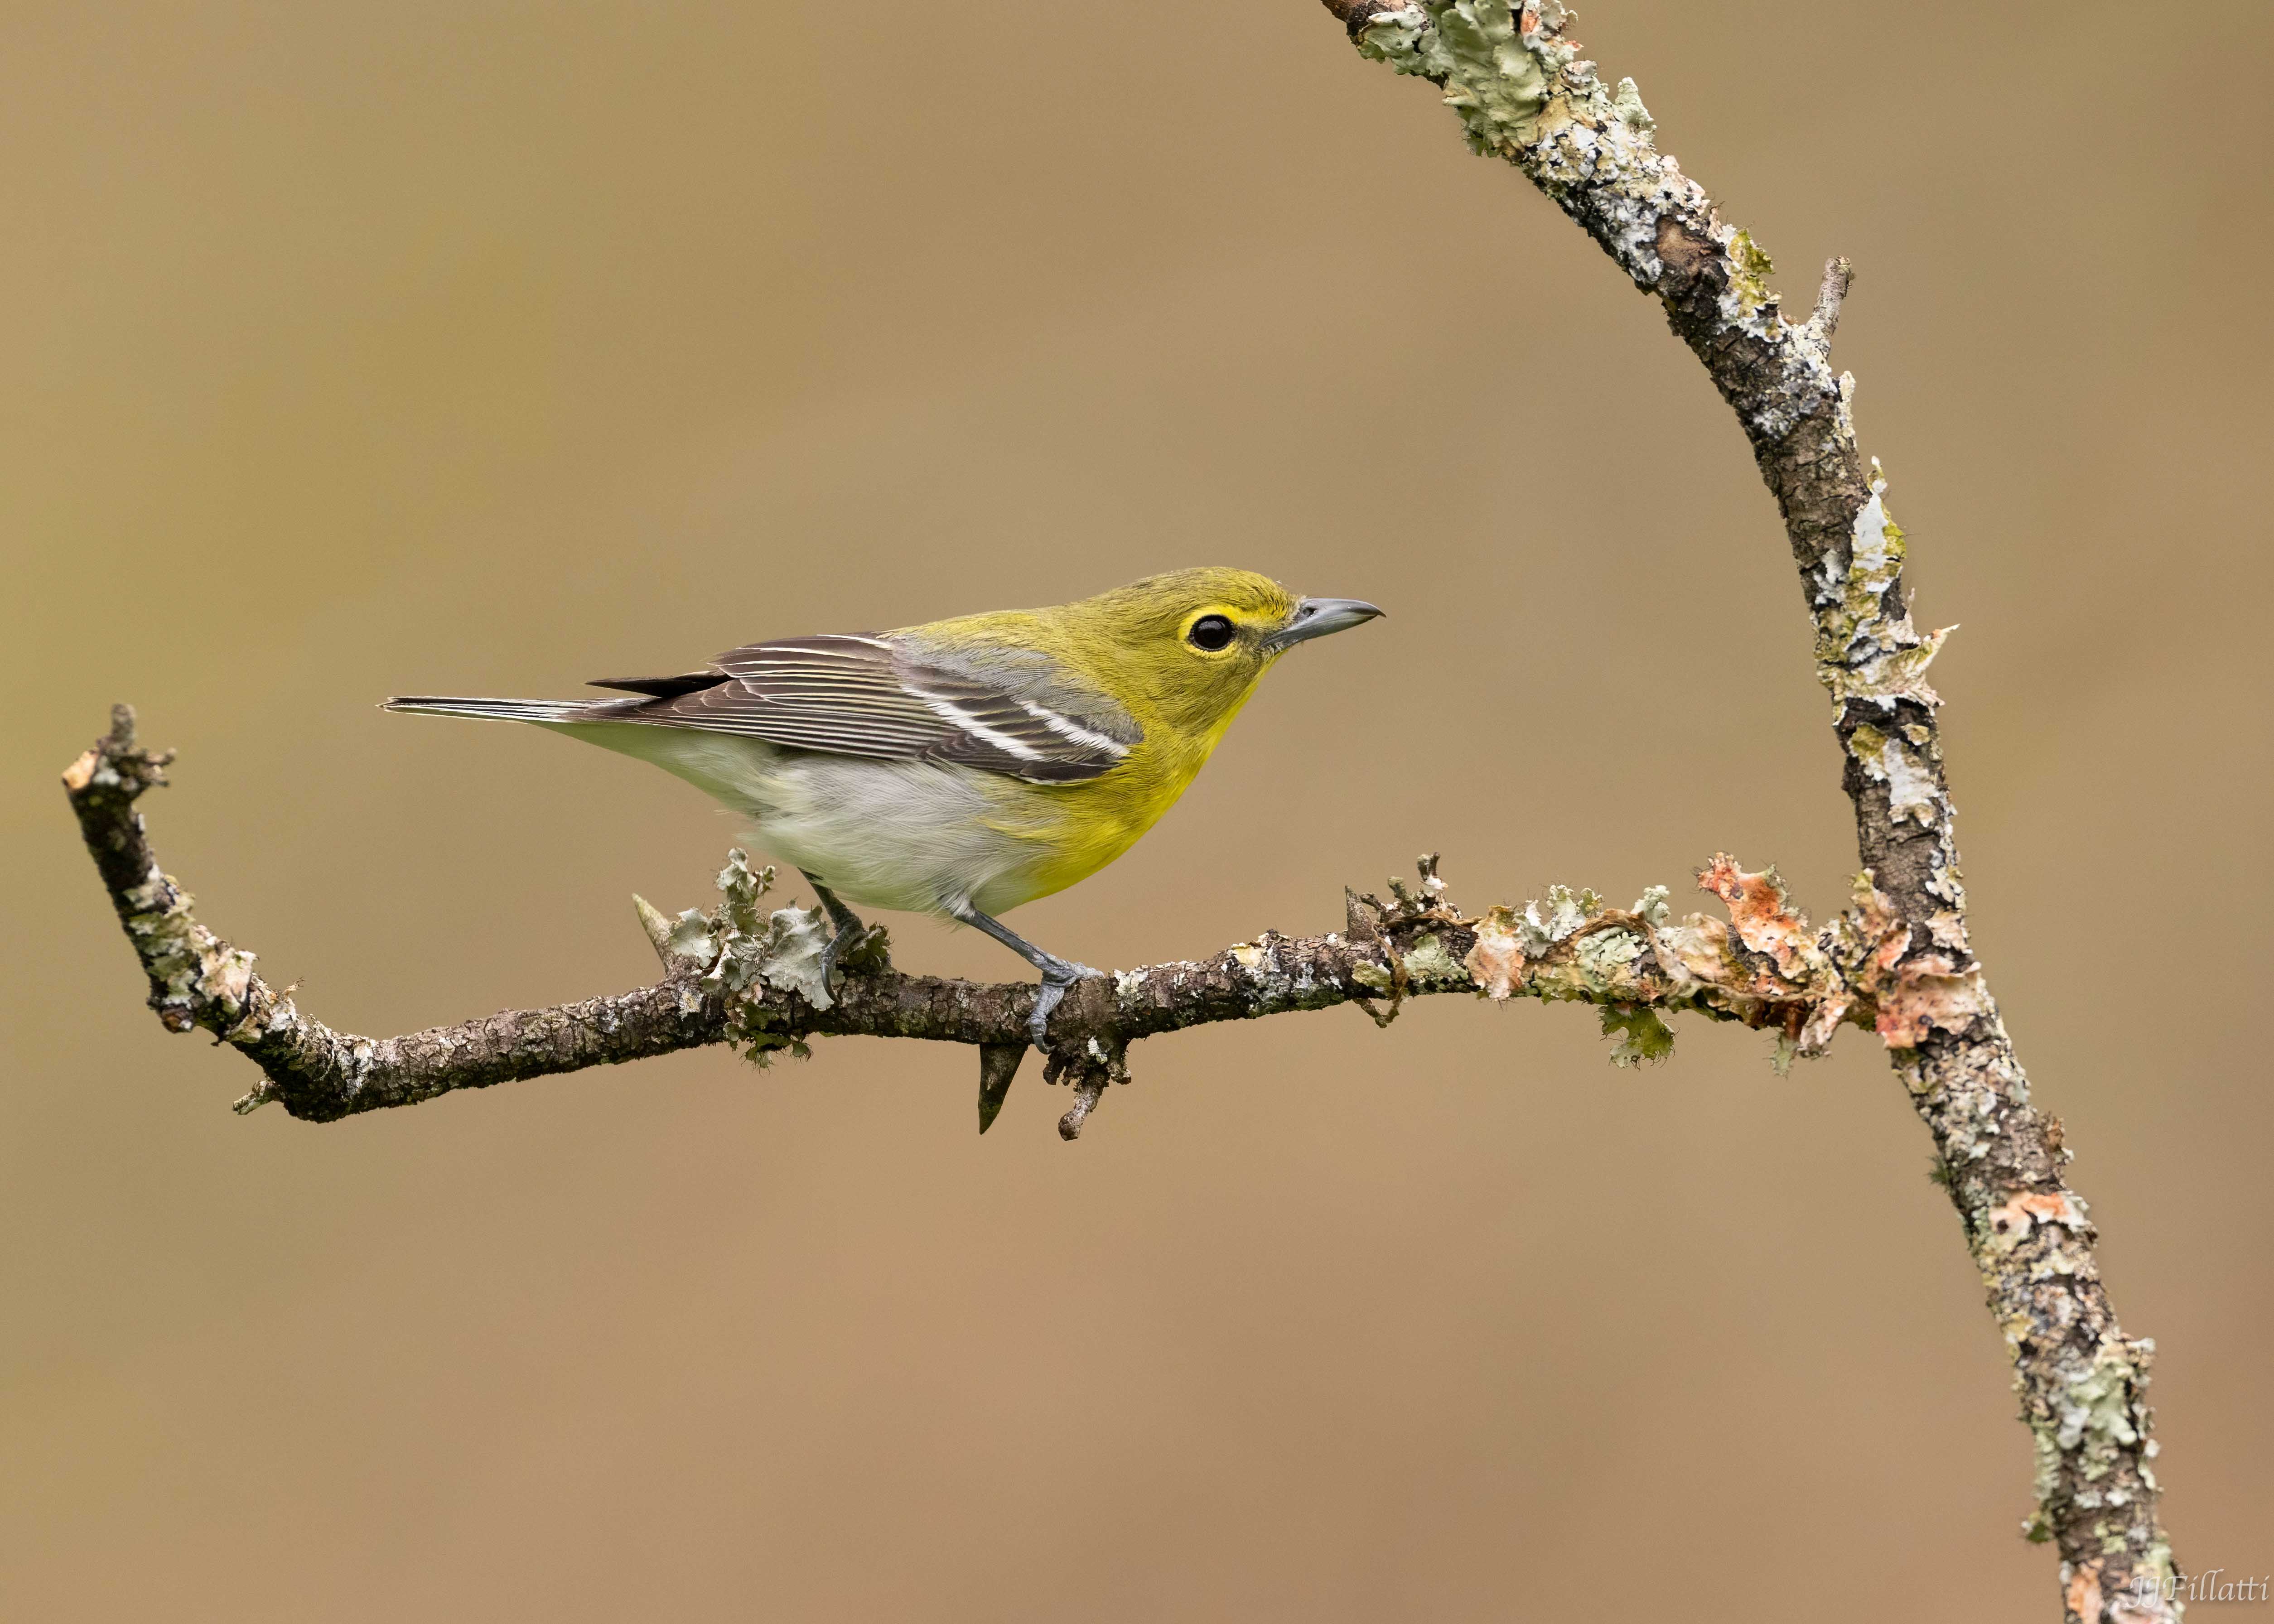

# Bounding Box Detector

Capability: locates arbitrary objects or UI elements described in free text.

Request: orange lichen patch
[1696,855,1816,978]
[1988,1190,2089,1250]
[2066,1561,2103,1624]
[1875,954,1991,1049]
[1463,905,1526,1001]
[1825,877,1984,1050]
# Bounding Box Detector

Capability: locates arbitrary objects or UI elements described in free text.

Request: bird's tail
[382,695,602,724]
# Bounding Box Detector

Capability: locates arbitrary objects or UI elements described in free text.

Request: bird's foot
[817,919,867,991]
[1028,955,1101,1050]
[802,871,882,994]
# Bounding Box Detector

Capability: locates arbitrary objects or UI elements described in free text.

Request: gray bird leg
[949,902,1095,1048]
[801,871,869,990]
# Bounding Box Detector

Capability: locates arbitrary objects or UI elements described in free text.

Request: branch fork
[61,0,2177,1607]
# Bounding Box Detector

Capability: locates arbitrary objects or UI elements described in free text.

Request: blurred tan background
[5,1,2269,1617]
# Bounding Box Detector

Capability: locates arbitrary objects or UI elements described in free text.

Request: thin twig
[1808,255,1855,347]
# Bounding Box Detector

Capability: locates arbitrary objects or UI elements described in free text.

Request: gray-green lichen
[1814,473,1952,718]
[652,850,834,1063]
[121,871,256,1030]
[1608,75,1653,135]
[1401,931,1468,987]
[1353,0,1840,440]
[2021,1335,2166,1547]
[1358,0,1552,155]
[1848,722,1942,829]
[1599,1002,1675,1065]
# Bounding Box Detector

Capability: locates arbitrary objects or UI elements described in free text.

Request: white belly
[544,722,1045,916]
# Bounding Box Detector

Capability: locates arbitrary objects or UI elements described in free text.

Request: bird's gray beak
[1265,596,1385,653]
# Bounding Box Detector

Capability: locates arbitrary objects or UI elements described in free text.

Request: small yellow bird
[386,567,1381,1042]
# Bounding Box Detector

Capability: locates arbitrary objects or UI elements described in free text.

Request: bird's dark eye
[1187,614,1236,651]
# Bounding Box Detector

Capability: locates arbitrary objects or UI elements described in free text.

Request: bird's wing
[587,634,1139,784]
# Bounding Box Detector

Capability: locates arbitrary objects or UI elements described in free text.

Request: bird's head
[1054,566,1383,746]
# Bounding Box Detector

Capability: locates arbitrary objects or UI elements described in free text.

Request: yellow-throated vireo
[386,567,1381,1043]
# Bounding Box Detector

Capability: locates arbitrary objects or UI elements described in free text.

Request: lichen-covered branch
[1317,1,2173,1612]
[71,704,1890,1142]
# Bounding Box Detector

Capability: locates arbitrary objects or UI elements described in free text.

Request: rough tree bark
[65,704,1864,1131]
[1308,1,2176,1615]
[63,3,2176,1616]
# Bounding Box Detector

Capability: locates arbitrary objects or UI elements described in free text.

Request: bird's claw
[817,921,867,991]
[1028,959,1100,1049]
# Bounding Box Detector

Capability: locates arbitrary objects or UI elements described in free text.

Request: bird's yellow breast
[970,666,1266,907]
